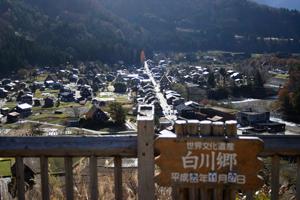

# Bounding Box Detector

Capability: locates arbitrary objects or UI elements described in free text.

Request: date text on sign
[155,137,264,190]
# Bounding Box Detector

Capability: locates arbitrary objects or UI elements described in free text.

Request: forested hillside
[1,0,300,74]
[101,0,300,52]
[0,0,146,74]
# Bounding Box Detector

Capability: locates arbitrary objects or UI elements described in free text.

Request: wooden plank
[89,156,98,200]
[214,187,223,200]
[173,188,188,200]
[172,186,180,200]
[40,156,50,200]
[137,105,155,200]
[297,157,300,200]
[188,186,199,200]
[16,157,25,200]
[226,190,236,200]
[200,188,209,200]
[271,155,280,200]
[246,191,254,200]
[114,156,122,200]
[0,136,137,157]
[64,157,74,200]
[1,135,300,157]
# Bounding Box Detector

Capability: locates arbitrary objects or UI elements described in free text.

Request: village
[0,52,299,199]
[0,51,298,138]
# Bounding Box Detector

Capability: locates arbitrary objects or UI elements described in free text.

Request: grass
[0,158,14,177]
[4,101,17,109]
[275,73,289,79]
[35,73,48,82]
[33,90,43,99]
[1,123,21,129]
[28,113,69,124]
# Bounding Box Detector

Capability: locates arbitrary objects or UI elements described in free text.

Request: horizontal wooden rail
[1,135,300,200]
[0,135,137,157]
[1,135,300,157]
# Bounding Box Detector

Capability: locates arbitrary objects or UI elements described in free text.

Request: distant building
[0,107,9,116]
[16,103,32,118]
[60,92,75,102]
[0,88,8,98]
[44,75,59,88]
[44,97,55,108]
[85,105,109,122]
[80,86,93,99]
[2,79,12,86]
[21,94,33,105]
[7,112,20,123]
[237,111,285,133]
[200,107,237,122]
[33,98,41,107]
[160,74,172,90]
[237,111,270,126]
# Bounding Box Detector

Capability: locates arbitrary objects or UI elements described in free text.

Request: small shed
[7,112,20,123]
[85,106,109,122]
[21,94,33,105]
[16,103,32,117]
[0,107,10,116]
[60,92,74,102]
[0,88,8,98]
[44,97,54,108]
[33,99,41,107]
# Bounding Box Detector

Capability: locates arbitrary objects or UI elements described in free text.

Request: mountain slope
[0,0,146,74]
[1,0,300,75]
[101,0,300,52]
[253,0,300,10]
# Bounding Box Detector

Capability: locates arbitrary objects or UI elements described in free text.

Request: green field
[275,73,289,79]
[0,158,14,177]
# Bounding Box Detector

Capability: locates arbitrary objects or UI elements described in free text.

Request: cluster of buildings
[168,65,248,89]
[0,63,119,125]
[145,59,286,135]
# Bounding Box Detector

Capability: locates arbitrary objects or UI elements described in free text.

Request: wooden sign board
[155,137,264,190]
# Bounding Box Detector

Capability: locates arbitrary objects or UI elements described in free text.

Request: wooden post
[64,157,74,200]
[296,157,300,200]
[175,120,187,137]
[199,120,212,136]
[89,156,98,200]
[225,120,237,137]
[114,156,122,200]
[16,157,25,200]
[186,120,199,136]
[212,121,224,136]
[271,155,280,200]
[40,156,50,200]
[137,105,155,200]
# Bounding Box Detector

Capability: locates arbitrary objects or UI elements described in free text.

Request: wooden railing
[247,135,300,200]
[0,135,137,200]
[1,135,300,199]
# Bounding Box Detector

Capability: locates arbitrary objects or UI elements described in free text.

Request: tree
[114,82,127,93]
[207,72,216,88]
[17,69,30,79]
[171,83,188,99]
[292,88,300,115]
[254,69,265,88]
[109,102,126,125]
[278,65,300,120]
[278,87,293,114]
[219,67,226,86]
[70,106,81,118]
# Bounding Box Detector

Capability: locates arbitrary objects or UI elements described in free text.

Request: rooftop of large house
[17,103,33,110]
